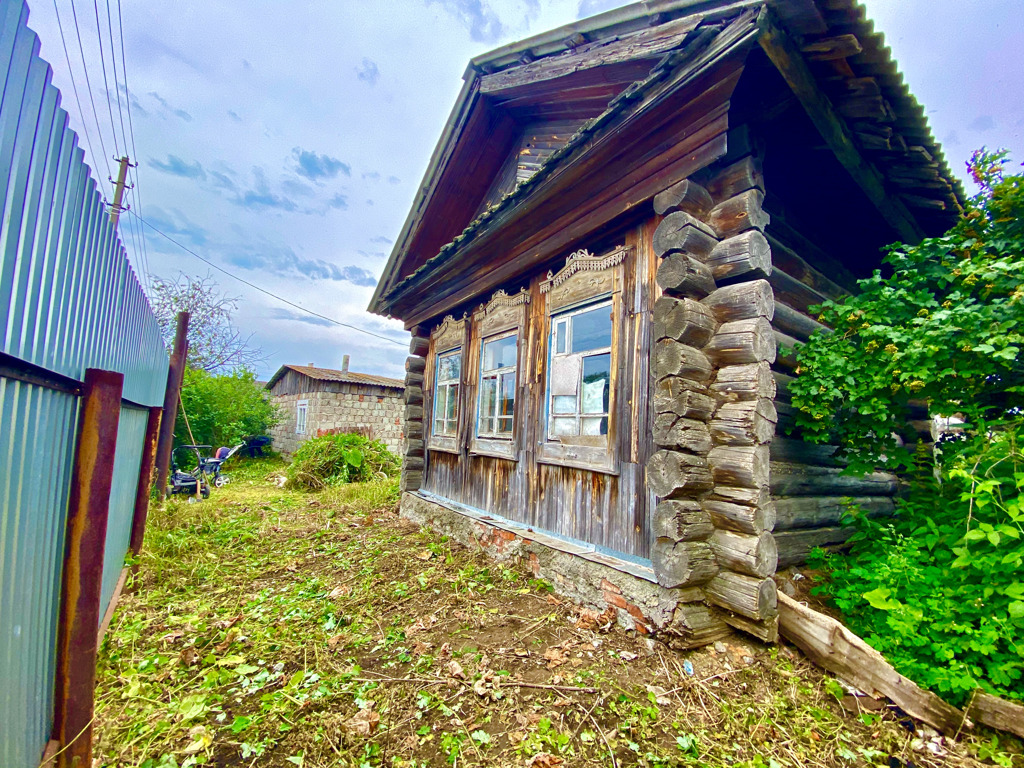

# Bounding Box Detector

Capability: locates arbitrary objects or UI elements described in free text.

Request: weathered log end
[654,296,718,348]
[709,529,779,578]
[647,449,714,498]
[657,252,716,299]
[659,601,732,649]
[702,279,774,322]
[653,211,719,258]
[653,178,714,218]
[707,230,772,282]
[653,499,715,542]
[705,571,778,621]
[653,538,719,588]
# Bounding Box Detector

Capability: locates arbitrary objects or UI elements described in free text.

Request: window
[548,301,612,443]
[433,349,461,436]
[477,332,517,438]
[296,400,308,434]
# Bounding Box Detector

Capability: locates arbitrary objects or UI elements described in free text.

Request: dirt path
[93,460,1002,767]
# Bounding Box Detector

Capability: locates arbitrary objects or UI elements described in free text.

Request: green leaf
[862,588,900,611]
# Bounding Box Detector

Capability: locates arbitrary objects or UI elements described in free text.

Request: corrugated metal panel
[0,2,171,764]
[0,378,78,768]
[99,405,148,614]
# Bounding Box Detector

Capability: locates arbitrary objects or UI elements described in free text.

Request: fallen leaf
[182,725,212,754]
[328,585,351,599]
[179,647,199,667]
[543,647,568,670]
[646,685,671,706]
[545,594,562,606]
[446,660,466,679]
[343,708,380,737]
[618,651,638,661]
[415,550,433,560]
[438,643,452,659]
[411,641,433,656]
[327,635,346,648]
[160,631,184,644]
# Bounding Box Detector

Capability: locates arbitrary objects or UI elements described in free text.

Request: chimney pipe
[341,354,350,372]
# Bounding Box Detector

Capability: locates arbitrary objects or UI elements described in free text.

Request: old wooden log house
[369,0,965,646]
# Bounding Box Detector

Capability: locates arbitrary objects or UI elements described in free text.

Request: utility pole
[109,155,135,227]
[154,311,190,498]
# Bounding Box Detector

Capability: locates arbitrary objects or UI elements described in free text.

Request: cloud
[387,175,400,184]
[576,0,627,19]
[943,130,961,147]
[968,115,995,132]
[227,109,242,122]
[370,235,393,244]
[235,168,297,212]
[356,57,380,85]
[143,206,208,252]
[147,91,192,121]
[223,241,377,287]
[358,249,387,259]
[209,170,237,191]
[292,148,351,181]
[148,154,206,180]
[428,0,505,42]
[328,193,349,210]
[281,179,316,198]
[267,307,335,328]
[362,171,381,181]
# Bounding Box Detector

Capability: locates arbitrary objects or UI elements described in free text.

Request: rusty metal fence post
[52,369,124,768]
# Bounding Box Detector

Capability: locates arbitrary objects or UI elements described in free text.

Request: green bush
[809,427,1024,706]
[176,368,278,449]
[286,432,400,490]
[791,150,1024,705]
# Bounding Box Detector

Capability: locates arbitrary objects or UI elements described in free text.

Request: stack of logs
[647,144,780,644]
[402,328,429,492]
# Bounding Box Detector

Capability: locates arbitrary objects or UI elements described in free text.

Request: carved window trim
[427,315,467,455]
[469,288,529,461]
[537,246,629,475]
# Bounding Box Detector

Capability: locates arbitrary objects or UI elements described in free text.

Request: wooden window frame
[468,288,530,461]
[295,400,308,435]
[432,347,462,439]
[537,246,628,475]
[427,315,467,455]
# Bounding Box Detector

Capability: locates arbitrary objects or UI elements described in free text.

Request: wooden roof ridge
[380,10,755,307]
[265,364,405,390]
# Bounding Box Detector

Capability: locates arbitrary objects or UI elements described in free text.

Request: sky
[22,0,1024,382]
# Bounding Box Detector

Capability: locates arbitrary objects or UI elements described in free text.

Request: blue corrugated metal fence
[0,1,170,765]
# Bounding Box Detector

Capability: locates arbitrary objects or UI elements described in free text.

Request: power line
[127,210,406,347]
[104,0,128,158]
[69,0,111,181]
[91,0,120,157]
[51,0,102,180]
[116,0,152,288]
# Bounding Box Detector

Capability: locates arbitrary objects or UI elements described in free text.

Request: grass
[94,456,1024,767]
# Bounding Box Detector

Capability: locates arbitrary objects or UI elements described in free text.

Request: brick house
[265,356,405,456]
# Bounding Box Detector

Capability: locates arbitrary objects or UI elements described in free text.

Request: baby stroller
[166,443,244,499]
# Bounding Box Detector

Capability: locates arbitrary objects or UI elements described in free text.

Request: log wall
[645,133,780,642]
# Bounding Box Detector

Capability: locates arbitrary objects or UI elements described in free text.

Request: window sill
[428,436,460,455]
[470,438,516,460]
[537,442,616,475]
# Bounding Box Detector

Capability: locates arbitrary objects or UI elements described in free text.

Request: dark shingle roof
[265,365,404,391]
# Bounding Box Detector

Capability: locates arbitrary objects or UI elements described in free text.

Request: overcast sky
[23,0,1023,381]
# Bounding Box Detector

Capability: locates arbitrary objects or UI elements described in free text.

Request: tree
[175,368,279,449]
[150,272,263,373]
[790,150,1024,473]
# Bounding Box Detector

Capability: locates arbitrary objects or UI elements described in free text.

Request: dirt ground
[93,458,1023,767]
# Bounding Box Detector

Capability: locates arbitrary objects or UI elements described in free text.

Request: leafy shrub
[176,368,278,449]
[286,432,400,490]
[809,427,1024,705]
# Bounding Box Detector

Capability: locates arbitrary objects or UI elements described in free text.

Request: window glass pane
[552,395,576,414]
[555,320,567,354]
[447,384,459,421]
[499,372,515,416]
[433,385,446,431]
[582,353,610,414]
[480,376,497,427]
[552,416,577,436]
[438,352,461,382]
[571,305,612,353]
[497,416,513,434]
[582,416,609,436]
[482,334,517,371]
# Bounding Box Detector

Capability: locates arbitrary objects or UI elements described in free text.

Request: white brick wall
[268,386,405,457]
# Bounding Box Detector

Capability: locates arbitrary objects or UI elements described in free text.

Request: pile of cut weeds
[95,458,1022,767]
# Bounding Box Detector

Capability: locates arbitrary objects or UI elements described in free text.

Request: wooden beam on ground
[967,692,1024,740]
[777,592,967,736]
[757,14,924,244]
[53,368,124,768]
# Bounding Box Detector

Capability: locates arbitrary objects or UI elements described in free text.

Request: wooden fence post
[52,369,124,768]
[154,312,189,497]
[128,405,162,566]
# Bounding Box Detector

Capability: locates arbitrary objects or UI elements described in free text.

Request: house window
[548,301,612,442]
[433,348,462,436]
[477,331,518,438]
[296,400,308,434]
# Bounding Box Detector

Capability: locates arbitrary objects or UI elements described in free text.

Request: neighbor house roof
[369,0,966,321]
[265,364,404,391]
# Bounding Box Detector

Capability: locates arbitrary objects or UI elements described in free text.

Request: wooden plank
[771,462,898,496]
[967,693,1024,740]
[774,495,895,531]
[54,368,124,768]
[802,35,863,61]
[775,525,857,566]
[758,14,924,244]
[97,567,128,647]
[777,592,968,735]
